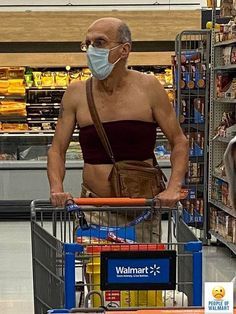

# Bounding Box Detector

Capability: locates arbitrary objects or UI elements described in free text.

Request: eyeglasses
[80,39,122,52]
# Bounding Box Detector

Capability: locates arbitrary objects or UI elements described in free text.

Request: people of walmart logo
[212,286,226,300]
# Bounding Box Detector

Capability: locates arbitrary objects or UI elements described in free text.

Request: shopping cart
[31,198,202,314]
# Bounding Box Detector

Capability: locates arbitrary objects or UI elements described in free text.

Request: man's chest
[76,86,153,127]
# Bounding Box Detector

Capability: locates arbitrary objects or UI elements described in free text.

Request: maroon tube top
[79,120,157,164]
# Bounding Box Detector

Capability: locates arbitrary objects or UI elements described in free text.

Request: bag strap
[86,77,116,164]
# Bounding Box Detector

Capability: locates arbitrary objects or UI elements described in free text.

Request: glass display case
[0,65,172,201]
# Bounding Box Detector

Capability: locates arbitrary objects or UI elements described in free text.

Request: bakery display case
[0,66,84,201]
[0,65,173,201]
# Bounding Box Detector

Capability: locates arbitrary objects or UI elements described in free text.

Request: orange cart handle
[73,189,188,206]
[73,197,148,206]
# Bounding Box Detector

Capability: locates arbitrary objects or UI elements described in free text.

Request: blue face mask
[87,45,121,80]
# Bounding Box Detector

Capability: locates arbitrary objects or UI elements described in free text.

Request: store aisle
[0,222,33,314]
[203,245,236,282]
[0,221,235,314]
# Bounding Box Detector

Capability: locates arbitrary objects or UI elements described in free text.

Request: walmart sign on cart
[109,259,169,283]
[101,250,176,291]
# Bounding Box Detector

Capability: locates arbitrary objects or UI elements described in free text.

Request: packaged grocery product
[223,46,232,65]
[166,89,175,102]
[180,99,188,123]
[24,73,33,87]
[209,208,215,230]
[55,72,69,86]
[226,216,234,242]
[164,68,173,86]
[180,65,186,89]
[186,65,195,89]
[2,123,28,131]
[232,219,236,244]
[193,132,204,156]
[220,0,234,18]
[7,86,25,95]
[155,73,166,86]
[216,72,233,98]
[0,68,9,80]
[207,0,214,8]
[195,63,206,88]
[0,102,27,116]
[231,46,236,64]
[8,67,25,79]
[69,70,80,83]
[42,122,51,130]
[28,123,42,131]
[194,98,205,123]
[8,79,24,87]
[186,161,203,184]
[33,72,42,87]
[0,88,8,94]
[181,51,201,65]
[0,80,9,88]
[80,68,91,81]
[41,72,55,87]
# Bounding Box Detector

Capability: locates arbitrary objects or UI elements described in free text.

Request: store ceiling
[0,0,204,11]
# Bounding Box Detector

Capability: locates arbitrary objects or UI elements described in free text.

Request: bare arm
[47,83,77,206]
[149,76,189,206]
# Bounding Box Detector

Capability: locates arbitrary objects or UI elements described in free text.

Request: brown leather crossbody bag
[86,78,166,198]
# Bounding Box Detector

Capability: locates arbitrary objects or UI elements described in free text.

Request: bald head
[88,17,132,44]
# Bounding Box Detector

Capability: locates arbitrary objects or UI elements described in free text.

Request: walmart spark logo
[149,264,160,276]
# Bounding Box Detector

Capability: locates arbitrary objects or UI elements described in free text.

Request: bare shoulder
[128,70,161,91]
[62,80,86,109]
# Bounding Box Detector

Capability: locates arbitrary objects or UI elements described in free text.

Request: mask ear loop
[109,43,124,65]
[111,56,121,66]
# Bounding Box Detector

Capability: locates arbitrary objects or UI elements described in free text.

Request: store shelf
[0,160,84,169]
[0,131,79,137]
[209,230,236,255]
[190,184,204,192]
[189,155,204,161]
[214,98,236,104]
[183,183,204,192]
[213,173,228,183]
[27,117,58,121]
[0,116,27,122]
[214,135,235,144]
[209,9,236,249]
[180,90,206,96]
[26,86,67,90]
[0,94,25,99]
[181,123,205,131]
[209,199,236,218]
[26,103,60,107]
[214,64,236,71]
[214,38,236,47]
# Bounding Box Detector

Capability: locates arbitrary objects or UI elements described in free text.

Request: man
[47,18,188,239]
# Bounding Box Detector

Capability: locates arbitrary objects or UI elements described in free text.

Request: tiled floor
[0,221,235,314]
[0,222,33,314]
